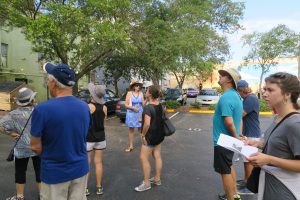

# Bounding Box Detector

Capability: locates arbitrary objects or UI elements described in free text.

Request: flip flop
[125,147,134,152]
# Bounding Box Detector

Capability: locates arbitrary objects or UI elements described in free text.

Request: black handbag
[246,166,261,193]
[161,105,175,136]
[246,112,299,193]
[6,113,32,162]
[148,104,176,137]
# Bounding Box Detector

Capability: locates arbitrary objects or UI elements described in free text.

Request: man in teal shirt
[213,68,243,200]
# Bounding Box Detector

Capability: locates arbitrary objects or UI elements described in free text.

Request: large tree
[1,0,244,90]
[241,24,298,97]
[1,0,132,91]
[129,0,244,87]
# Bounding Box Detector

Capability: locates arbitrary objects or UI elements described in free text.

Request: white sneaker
[134,181,151,192]
[149,177,162,186]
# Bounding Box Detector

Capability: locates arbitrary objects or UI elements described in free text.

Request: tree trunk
[73,82,79,95]
[258,66,265,99]
[113,77,119,97]
[151,69,160,86]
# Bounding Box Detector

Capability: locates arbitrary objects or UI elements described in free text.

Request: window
[1,43,8,67]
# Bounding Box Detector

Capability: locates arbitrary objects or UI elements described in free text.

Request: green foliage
[212,86,223,94]
[165,100,181,109]
[1,0,132,84]
[259,99,271,112]
[241,24,298,96]
[208,104,216,110]
[190,102,201,109]
[1,0,245,89]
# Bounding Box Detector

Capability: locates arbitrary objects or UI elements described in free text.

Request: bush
[208,104,216,110]
[190,102,201,109]
[259,99,271,112]
[164,100,181,109]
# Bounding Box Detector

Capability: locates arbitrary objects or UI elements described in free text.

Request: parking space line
[169,112,179,119]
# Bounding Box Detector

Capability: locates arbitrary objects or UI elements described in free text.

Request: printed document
[217,133,258,158]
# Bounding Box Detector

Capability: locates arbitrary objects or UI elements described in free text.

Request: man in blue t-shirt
[213,68,243,200]
[31,63,90,200]
[236,80,261,194]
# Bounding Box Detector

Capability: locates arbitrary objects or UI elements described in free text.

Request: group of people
[0,63,166,200]
[1,62,300,200]
[213,68,300,200]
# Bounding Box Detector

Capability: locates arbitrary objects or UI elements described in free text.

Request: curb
[166,109,273,115]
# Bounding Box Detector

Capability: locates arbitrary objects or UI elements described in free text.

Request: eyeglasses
[134,85,140,87]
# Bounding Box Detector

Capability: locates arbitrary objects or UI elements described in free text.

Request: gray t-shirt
[263,114,300,200]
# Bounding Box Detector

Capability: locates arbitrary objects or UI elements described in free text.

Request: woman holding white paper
[246,72,300,200]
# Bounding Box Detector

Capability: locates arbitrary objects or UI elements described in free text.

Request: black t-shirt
[142,104,165,145]
[87,103,105,142]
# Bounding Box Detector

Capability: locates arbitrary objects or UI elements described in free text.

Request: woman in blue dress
[125,80,146,152]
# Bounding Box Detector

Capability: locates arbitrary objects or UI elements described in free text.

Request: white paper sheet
[217,133,258,158]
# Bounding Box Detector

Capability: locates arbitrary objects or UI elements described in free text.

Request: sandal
[125,147,134,152]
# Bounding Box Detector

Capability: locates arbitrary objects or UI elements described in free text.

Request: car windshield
[187,88,195,91]
[200,90,218,96]
[166,89,181,96]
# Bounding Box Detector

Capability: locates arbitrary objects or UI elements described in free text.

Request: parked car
[76,88,120,114]
[164,88,187,105]
[116,91,165,123]
[186,88,198,98]
[115,92,127,122]
[196,88,219,105]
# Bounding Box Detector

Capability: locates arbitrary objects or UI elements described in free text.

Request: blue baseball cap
[43,63,76,87]
[237,80,249,88]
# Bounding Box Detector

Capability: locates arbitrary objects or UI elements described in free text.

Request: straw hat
[218,68,241,89]
[16,87,37,106]
[129,80,143,89]
[88,83,106,104]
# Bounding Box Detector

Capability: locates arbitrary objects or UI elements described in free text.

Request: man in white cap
[0,87,41,200]
[213,68,243,200]
[30,63,90,200]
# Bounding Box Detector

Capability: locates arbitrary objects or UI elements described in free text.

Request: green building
[0,26,48,103]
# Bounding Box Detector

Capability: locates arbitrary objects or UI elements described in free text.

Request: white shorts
[87,141,106,152]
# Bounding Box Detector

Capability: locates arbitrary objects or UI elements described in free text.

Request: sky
[228,0,300,61]
[225,0,300,82]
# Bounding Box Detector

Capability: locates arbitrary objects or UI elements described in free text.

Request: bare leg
[86,151,93,187]
[221,166,237,200]
[128,127,134,149]
[140,145,152,185]
[244,162,253,182]
[16,183,25,197]
[94,150,103,187]
[152,144,162,181]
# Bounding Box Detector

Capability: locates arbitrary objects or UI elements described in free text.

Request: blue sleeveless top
[125,91,143,128]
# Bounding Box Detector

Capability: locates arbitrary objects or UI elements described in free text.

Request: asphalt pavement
[0,111,273,200]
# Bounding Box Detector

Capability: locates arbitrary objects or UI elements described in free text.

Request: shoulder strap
[262,112,299,153]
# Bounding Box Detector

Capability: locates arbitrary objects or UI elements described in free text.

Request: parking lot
[0,112,273,200]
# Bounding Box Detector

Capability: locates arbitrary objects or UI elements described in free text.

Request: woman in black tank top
[86,83,107,195]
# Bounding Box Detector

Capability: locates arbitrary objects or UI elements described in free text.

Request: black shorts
[214,146,234,174]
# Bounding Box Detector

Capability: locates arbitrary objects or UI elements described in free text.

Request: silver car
[196,89,219,105]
